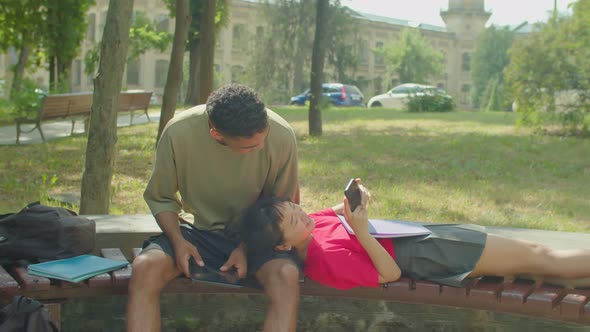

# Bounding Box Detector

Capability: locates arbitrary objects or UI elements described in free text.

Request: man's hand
[220,244,247,278]
[172,238,204,278]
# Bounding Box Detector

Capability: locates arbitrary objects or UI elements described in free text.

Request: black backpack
[0,202,95,264]
[0,296,58,332]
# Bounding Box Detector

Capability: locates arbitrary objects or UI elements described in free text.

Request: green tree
[0,0,46,96]
[326,6,359,83]
[127,12,172,61]
[244,0,353,104]
[244,0,315,104]
[84,12,172,77]
[505,0,589,134]
[378,28,443,84]
[471,25,514,111]
[43,0,94,92]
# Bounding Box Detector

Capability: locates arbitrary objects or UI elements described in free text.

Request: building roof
[351,11,447,33]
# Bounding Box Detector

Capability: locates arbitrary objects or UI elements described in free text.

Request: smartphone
[344,178,362,211]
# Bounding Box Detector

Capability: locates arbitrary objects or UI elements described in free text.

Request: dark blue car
[289,83,364,107]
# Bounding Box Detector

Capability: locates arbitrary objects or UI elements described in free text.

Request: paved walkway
[0,111,161,145]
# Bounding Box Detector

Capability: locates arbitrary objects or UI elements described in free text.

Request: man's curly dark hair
[206,84,268,137]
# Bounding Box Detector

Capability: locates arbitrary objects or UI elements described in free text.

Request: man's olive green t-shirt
[144,105,298,232]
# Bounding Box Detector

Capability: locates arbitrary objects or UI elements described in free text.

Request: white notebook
[337,215,432,238]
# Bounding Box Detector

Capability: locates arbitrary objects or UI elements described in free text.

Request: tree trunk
[10,43,31,96]
[184,38,201,105]
[57,59,72,92]
[79,0,134,214]
[308,0,329,137]
[157,0,191,142]
[48,56,56,92]
[197,0,216,104]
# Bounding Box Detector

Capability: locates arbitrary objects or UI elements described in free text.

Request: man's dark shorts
[141,222,299,283]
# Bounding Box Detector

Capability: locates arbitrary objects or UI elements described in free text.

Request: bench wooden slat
[10,266,50,292]
[526,285,566,315]
[500,279,536,308]
[100,248,132,288]
[560,293,588,320]
[87,272,113,288]
[467,277,504,307]
[131,247,142,260]
[0,265,19,299]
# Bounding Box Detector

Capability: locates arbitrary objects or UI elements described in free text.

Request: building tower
[440,0,491,107]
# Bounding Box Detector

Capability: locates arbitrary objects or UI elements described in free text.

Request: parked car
[289,83,365,107]
[368,83,452,109]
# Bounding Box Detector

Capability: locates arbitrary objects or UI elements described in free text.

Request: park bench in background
[15,92,92,144]
[116,90,153,126]
[1,215,589,328]
[14,90,153,144]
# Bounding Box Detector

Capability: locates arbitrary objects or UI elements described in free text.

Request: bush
[407,94,455,112]
[10,79,47,120]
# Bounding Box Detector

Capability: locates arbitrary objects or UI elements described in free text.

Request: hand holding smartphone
[344,178,362,212]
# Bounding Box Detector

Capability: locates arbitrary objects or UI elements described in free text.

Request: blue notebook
[28,254,129,283]
[337,215,431,238]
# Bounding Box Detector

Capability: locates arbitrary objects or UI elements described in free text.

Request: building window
[256,26,264,39]
[99,10,108,36]
[156,14,169,33]
[231,65,244,83]
[374,41,384,65]
[359,40,368,64]
[232,24,247,50]
[126,60,140,85]
[73,60,82,86]
[461,84,471,104]
[155,60,169,87]
[373,76,383,94]
[87,13,96,42]
[462,52,471,71]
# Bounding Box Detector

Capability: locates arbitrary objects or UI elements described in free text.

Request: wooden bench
[1,248,589,328]
[15,91,153,144]
[116,90,153,126]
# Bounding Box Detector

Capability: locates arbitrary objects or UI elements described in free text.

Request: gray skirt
[393,224,487,287]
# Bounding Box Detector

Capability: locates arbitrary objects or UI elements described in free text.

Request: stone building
[0,0,493,108]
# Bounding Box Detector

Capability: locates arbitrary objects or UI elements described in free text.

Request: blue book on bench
[28,254,129,283]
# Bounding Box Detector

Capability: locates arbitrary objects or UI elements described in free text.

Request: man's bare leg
[256,259,300,332]
[127,250,180,332]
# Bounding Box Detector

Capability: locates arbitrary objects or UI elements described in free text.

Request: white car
[368,83,450,109]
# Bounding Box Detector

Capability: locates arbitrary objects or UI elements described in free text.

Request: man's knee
[129,251,177,293]
[258,260,300,295]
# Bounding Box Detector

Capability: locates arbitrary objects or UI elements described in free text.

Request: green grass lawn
[1,106,589,232]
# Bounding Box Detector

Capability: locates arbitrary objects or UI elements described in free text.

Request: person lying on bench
[239,179,590,290]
